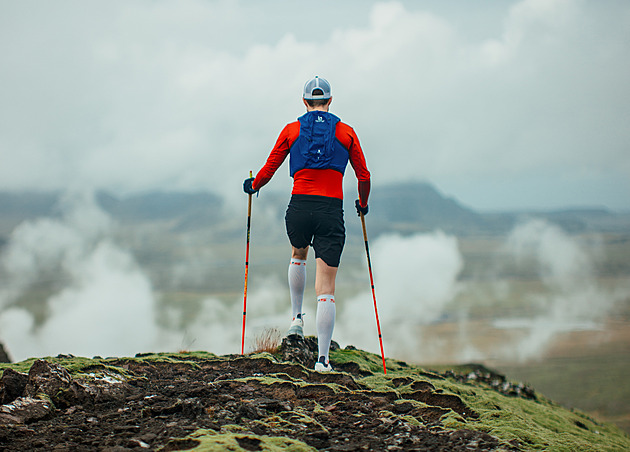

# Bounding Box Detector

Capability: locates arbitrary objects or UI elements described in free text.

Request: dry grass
[251,328,282,354]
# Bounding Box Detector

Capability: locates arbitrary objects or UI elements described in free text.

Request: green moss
[0,355,102,375]
[250,415,295,435]
[328,347,630,451]
[166,429,316,451]
[311,401,330,416]
[330,348,443,386]
[376,409,424,428]
[400,414,423,427]
[0,351,224,379]
[329,348,382,374]
[112,352,205,369]
[440,375,630,451]
[245,352,279,361]
[0,359,35,375]
[231,374,349,396]
[34,392,55,409]
[442,412,467,428]
[219,424,249,434]
[280,408,329,433]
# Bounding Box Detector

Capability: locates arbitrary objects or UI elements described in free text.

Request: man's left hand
[355,199,368,216]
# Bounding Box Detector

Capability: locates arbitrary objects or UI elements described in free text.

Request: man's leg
[289,247,308,320]
[284,195,312,337]
[315,257,338,367]
[315,257,337,296]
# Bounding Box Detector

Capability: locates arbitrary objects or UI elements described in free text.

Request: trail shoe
[314,356,333,372]
[287,315,304,338]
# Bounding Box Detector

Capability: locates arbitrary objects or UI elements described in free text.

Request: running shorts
[285,194,345,268]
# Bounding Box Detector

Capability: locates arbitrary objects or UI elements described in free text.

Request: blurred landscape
[0,182,629,433]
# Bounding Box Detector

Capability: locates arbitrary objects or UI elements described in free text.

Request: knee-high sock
[288,259,307,320]
[316,295,336,363]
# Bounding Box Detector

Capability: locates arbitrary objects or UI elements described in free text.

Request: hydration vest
[289,111,349,177]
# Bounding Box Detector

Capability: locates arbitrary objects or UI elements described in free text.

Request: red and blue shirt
[253,112,371,206]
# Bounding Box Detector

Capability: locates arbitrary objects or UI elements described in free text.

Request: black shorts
[285,194,345,267]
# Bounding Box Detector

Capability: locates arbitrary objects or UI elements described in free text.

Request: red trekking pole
[241,171,253,354]
[360,211,387,374]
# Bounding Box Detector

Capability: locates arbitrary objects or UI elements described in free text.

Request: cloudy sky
[1,0,629,211]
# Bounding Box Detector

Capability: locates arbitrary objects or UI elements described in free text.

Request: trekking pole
[241,170,253,355]
[360,211,387,374]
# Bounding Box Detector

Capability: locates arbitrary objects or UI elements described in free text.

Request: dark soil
[0,338,520,451]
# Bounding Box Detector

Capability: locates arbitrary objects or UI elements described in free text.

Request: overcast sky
[1,0,629,211]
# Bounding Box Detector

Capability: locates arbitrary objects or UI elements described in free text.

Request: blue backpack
[289,111,349,177]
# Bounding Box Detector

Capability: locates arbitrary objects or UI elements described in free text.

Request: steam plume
[494,218,620,361]
[337,231,464,361]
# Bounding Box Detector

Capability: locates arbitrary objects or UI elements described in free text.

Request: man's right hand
[243,177,258,195]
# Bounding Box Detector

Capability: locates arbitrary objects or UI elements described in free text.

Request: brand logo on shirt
[315,116,324,123]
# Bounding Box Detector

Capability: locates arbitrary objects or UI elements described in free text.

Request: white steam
[336,220,626,364]
[164,276,292,356]
[0,199,626,366]
[0,192,111,308]
[0,192,283,360]
[337,231,464,360]
[0,192,158,359]
[493,218,620,361]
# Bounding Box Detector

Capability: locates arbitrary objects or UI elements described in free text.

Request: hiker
[243,76,371,372]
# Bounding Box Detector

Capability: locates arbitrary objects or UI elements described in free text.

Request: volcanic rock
[0,368,28,405]
[24,359,90,408]
[0,396,52,424]
[278,335,340,369]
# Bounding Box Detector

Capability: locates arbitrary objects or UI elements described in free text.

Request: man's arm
[357,179,371,208]
[338,123,371,207]
[252,122,299,191]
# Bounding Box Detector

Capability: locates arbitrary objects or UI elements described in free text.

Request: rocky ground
[0,337,627,451]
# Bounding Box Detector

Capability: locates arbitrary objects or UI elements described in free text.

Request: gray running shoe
[287,316,304,338]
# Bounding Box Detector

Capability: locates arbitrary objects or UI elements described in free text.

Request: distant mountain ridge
[96,191,223,231]
[366,182,493,235]
[0,184,627,236]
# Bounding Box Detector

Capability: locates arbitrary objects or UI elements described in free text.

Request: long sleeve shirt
[252,119,371,206]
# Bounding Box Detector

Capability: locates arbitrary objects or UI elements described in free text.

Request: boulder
[24,360,89,408]
[0,396,53,424]
[79,372,132,404]
[278,335,340,369]
[0,368,28,405]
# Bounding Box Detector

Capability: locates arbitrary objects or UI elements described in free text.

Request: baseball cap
[303,76,332,100]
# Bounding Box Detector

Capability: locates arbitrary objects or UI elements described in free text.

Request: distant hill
[0,185,627,237]
[365,182,506,235]
[95,191,223,230]
[0,192,59,228]
[0,191,223,233]
[513,207,630,233]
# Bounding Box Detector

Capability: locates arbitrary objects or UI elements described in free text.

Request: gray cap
[303,76,331,100]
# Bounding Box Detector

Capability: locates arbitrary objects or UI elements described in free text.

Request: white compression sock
[288,258,307,320]
[316,295,336,363]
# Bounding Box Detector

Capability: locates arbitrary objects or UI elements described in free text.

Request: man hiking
[243,76,371,372]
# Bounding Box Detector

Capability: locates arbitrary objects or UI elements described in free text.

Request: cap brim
[303,94,331,100]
